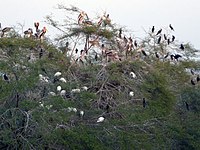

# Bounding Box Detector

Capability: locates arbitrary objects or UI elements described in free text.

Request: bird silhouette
[156,29,162,35]
[152,26,155,33]
[3,74,9,81]
[143,98,146,108]
[185,102,189,111]
[190,69,195,75]
[119,28,122,38]
[180,44,184,50]
[155,52,159,59]
[134,40,138,48]
[95,53,98,61]
[141,50,147,56]
[167,39,170,45]
[75,48,78,53]
[174,54,182,60]
[191,79,195,85]
[197,75,200,82]
[169,24,174,31]
[164,34,167,40]
[164,52,169,59]
[172,35,175,42]
[170,54,174,60]
[157,36,161,44]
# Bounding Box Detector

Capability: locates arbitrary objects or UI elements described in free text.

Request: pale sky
[1,0,200,49]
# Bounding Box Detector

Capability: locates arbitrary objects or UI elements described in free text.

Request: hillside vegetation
[1,6,200,150]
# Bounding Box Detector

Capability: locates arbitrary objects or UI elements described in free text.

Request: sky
[1,0,200,49]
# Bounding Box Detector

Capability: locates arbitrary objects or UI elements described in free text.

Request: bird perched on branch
[152,26,155,33]
[1,27,12,37]
[143,98,146,108]
[172,35,175,42]
[197,75,200,82]
[180,44,184,50]
[155,52,159,59]
[78,11,89,25]
[97,116,105,123]
[185,102,189,111]
[157,36,161,44]
[24,28,33,38]
[156,29,162,35]
[169,24,174,31]
[191,79,195,85]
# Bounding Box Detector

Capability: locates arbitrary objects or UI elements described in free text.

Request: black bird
[164,52,169,59]
[75,48,78,53]
[155,52,159,59]
[66,42,69,48]
[191,79,195,85]
[3,74,9,81]
[169,24,174,31]
[152,26,155,33]
[172,35,175,42]
[80,49,84,55]
[124,36,128,43]
[95,53,98,61]
[174,54,182,61]
[156,29,162,35]
[106,104,110,113]
[190,69,195,75]
[143,98,146,108]
[119,28,122,38]
[164,34,167,40]
[141,50,147,56]
[170,54,174,60]
[41,68,48,74]
[180,44,184,50]
[157,36,161,44]
[134,40,138,48]
[167,39,170,45]
[185,102,189,111]
[197,75,200,82]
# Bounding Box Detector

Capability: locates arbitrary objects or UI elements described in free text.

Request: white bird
[80,110,84,117]
[130,72,136,78]
[71,89,81,93]
[73,108,77,113]
[54,72,62,77]
[60,90,66,96]
[48,92,56,96]
[82,86,88,91]
[59,77,67,83]
[97,116,105,123]
[57,85,62,92]
[67,107,73,112]
[129,91,134,97]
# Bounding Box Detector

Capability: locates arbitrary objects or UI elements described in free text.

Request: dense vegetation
[0,5,200,150]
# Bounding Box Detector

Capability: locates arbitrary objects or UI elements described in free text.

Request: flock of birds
[38,71,108,123]
[0,22,47,42]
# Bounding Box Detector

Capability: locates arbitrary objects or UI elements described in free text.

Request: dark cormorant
[156,29,162,35]
[157,36,161,44]
[134,40,138,48]
[155,52,159,59]
[172,35,175,42]
[167,39,170,45]
[191,79,195,85]
[185,102,189,111]
[164,34,167,40]
[180,44,184,50]
[152,26,155,33]
[141,50,147,56]
[197,75,200,82]
[143,98,146,108]
[169,24,174,31]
